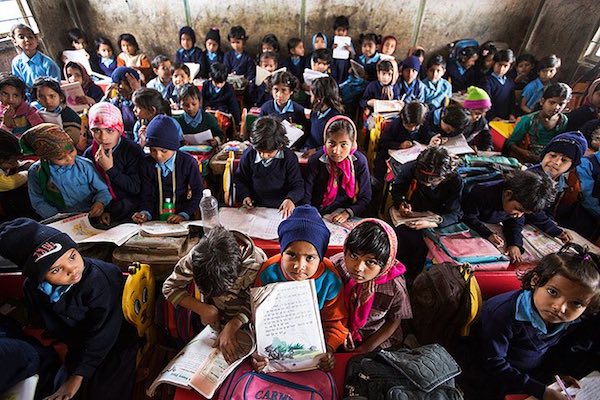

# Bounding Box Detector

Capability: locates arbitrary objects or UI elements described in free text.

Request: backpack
[339,75,366,104]
[343,345,463,400]
[154,283,202,349]
[217,360,337,400]
[409,263,482,352]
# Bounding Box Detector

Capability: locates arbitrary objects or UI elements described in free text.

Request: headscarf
[321,115,358,207]
[63,61,93,92]
[343,219,406,342]
[583,78,600,108]
[311,32,328,50]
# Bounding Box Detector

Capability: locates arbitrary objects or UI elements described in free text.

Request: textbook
[60,81,87,113]
[350,59,366,78]
[303,68,328,87]
[184,62,201,79]
[333,36,352,60]
[389,208,443,227]
[388,142,427,164]
[147,326,255,398]
[251,280,326,373]
[373,100,403,115]
[255,66,287,86]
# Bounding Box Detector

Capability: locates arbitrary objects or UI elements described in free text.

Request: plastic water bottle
[160,198,174,221]
[200,189,220,233]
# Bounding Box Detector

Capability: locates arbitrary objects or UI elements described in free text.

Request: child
[444,45,478,93]
[259,70,306,129]
[66,28,88,51]
[248,51,278,107]
[462,169,556,264]
[224,26,256,82]
[22,123,112,219]
[108,66,141,140]
[428,104,472,141]
[305,76,343,150]
[310,48,333,75]
[0,74,43,136]
[174,83,224,145]
[464,243,600,400]
[116,33,151,80]
[10,24,61,90]
[304,32,328,70]
[166,63,191,105]
[0,129,36,221]
[360,59,401,110]
[381,35,397,56]
[83,102,144,225]
[32,77,85,151]
[581,119,600,155]
[462,86,493,151]
[132,115,203,224]
[409,47,428,80]
[0,218,137,400]
[357,33,382,81]
[504,82,571,163]
[331,219,412,352]
[175,26,203,66]
[480,49,516,121]
[305,116,372,222]
[284,37,305,84]
[566,78,600,131]
[391,147,464,281]
[509,53,536,91]
[260,33,281,54]
[235,116,304,218]
[422,54,452,125]
[201,62,241,125]
[162,226,267,364]
[330,15,354,84]
[92,36,117,77]
[201,27,224,79]
[520,54,561,114]
[472,42,497,84]
[398,55,425,102]
[253,205,348,372]
[146,55,173,99]
[64,61,104,104]
[572,147,600,240]
[132,87,184,147]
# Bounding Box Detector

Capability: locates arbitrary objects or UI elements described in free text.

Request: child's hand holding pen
[398,196,412,217]
[242,197,254,209]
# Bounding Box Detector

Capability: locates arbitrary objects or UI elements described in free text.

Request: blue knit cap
[145,115,181,151]
[541,131,588,169]
[111,66,140,83]
[179,26,196,45]
[278,205,330,260]
[402,55,421,72]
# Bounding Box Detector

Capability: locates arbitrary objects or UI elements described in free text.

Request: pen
[554,375,573,400]
[400,196,409,208]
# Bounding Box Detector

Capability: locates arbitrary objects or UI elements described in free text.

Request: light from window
[0,0,38,39]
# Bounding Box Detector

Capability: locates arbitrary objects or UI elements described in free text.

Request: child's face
[92,127,120,151]
[212,80,226,89]
[180,33,193,50]
[66,66,83,85]
[50,147,77,167]
[313,37,326,50]
[402,67,418,84]
[531,274,595,324]
[440,120,456,135]
[258,149,278,160]
[381,39,396,56]
[469,108,488,122]
[12,28,38,55]
[229,38,244,53]
[272,83,292,107]
[133,105,155,121]
[540,96,568,118]
[37,86,62,111]
[361,40,377,58]
[493,61,511,77]
[325,130,353,163]
[97,43,113,58]
[344,251,382,283]
[154,61,173,82]
[117,79,133,98]
[150,147,176,164]
[205,39,219,53]
[181,95,201,117]
[120,40,136,56]
[403,121,420,133]
[311,58,329,73]
[172,69,190,87]
[45,248,85,286]
[517,60,533,76]
[260,57,277,73]
[72,39,86,50]
[590,90,600,108]
[291,42,305,57]
[281,241,320,281]
[541,151,572,179]
[377,70,393,86]
[334,27,348,37]
[539,67,558,82]
[502,191,526,218]
[427,64,445,82]
[0,85,23,108]
[590,130,600,152]
[462,55,478,69]
[262,43,275,53]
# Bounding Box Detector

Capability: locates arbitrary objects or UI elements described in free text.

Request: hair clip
[482,49,489,57]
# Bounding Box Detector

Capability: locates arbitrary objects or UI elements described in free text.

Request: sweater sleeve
[204,112,224,143]
[233,148,254,202]
[105,145,143,196]
[177,155,204,219]
[502,216,525,252]
[284,152,305,205]
[303,155,319,206]
[525,211,563,237]
[162,252,195,306]
[226,86,241,124]
[85,162,113,206]
[462,190,493,239]
[437,176,464,227]
[137,160,156,219]
[347,152,372,217]
[320,265,349,351]
[27,163,59,219]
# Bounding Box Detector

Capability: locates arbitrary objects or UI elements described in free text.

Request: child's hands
[76,95,96,105]
[99,212,111,226]
[199,304,220,329]
[343,334,355,351]
[331,210,350,224]
[44,374,83,400]
[95,147,114,171]
[125,72,141,91]
[242,197,254,209]
[138,125,147,147]
[429,134,443,146]
[542,387,570,400]
[302,148,318,159]
[507,245,522,264]
[215,319,245,364]
[557,230,573,243]
[318,347,335,372]
[167,214,185,224]
[407,220,438,230]
[508,114,516,123]
[398,203,412,217]
[132,212,148,224]
[251,352,268,372]
[279,199,295,219]
[399,140,414,149]
[206,138,218,148]
[488,233,505,248]
[89,202,104,218]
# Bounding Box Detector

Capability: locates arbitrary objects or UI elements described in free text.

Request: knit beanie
[463,86,492,110]
[0,218,77,283]
[205,28,221,45]
[88,102,124,135]
[541,131,588,169]
[111,66,140,84]
[179,26,196,46]
[145,115,180,151]
[277,205,330,261]
[20,123,74,160]
[401,55,421,72]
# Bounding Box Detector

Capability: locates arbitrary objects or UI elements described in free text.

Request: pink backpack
[217,360,338,400]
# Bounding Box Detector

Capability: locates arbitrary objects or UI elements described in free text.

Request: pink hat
[463,86,492,110]
[88,102,125,135]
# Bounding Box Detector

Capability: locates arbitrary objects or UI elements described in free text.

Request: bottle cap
[203,189,212,197]
[165,198,172,203]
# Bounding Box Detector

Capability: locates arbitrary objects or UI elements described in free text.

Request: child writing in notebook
[444,46,478,93]
[480,49,516,122]
[93,36,117,77]
[464,243,600,400]
[398,56,425,102]
[520,55,561,114]
[132,115,203,224]
[253,205,348,372]
[146,55,173,99]
[201,62,241,125]
[305,76,343,151]
[259,70,306,129]
[201,28,224,79]
[107,66,142,140]
[22,124,112,219]
[360,59,401,111]
[0,74,43,136]
[116,33,151,80]
[331,219,412,352]
[224,26,256,82]
[131,87,184,148]
[422,54,452,125]
[174,84,223,145]
[175,26,203,65]
[305,115,372,223]
[234,116,304,218]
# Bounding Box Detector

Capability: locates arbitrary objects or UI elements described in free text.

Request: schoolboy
[146,55,173,99]
[224,26,256,82]
[398,56,425,102]
[0,74,43,136]
[201,62,241,125]
[174,83,224,145]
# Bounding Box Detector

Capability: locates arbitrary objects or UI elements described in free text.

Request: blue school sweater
[423,78,452,125]
[357,53,381,82]
[248,82,271,108]
[200,50,224,79]
[259,99,307,129]
[234,147,305,208]
[359,81,401,109]
[304,149,372,217]
[201,81,241,124]
[93,54,117,77]
[331,59,350,84]
[281,56,306,83]
[306,108,341,149]
[461,179,525,251]
[137,151,204,220]
[481,73,516,120]
[109,97,136,140]
[444,60,475,93]
[224,50,256,81]
[83,137,144,222]
[525,164,565,237]
[175,46,203,64]
[398,78,426,103]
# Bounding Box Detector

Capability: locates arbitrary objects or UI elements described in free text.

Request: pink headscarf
[583,78,600,108]
[343,218,406,342]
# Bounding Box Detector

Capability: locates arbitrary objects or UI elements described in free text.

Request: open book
[389,208,443,227]
[61,81,87,113]
[525,371,600,400]
[184,63,201,80]
[281,119,304,147]
[374,100,403,115]
[255,66,287,86]
[388,142,427,164]
[252,280,326,373]
[303,68,328,87]
[147,326,255,398]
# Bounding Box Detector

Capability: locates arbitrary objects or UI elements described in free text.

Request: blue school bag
[339,75,366,104]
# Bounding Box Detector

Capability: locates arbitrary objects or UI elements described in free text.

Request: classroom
[0,0,599,399]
